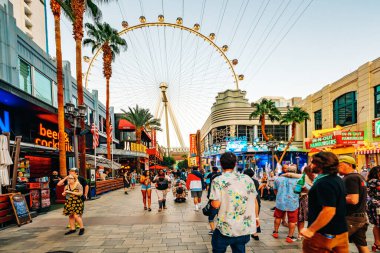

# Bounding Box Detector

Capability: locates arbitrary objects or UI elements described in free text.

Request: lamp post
[64,103,87,169]
[267,141,279,171]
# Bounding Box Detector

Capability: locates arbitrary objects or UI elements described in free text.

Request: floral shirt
[210,171,257,237]
[273,177,299,211]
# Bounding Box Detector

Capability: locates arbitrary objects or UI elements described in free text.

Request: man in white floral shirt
[210,152,259,253]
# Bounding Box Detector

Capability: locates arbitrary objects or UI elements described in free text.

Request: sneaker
[64,230,76,235]
[78,228,85,236]
[272,231,279,239]
[286,236,297,243]
[195,205,199,211]
[208,230,214,235]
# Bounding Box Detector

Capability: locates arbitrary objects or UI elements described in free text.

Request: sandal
[64,230,76,235]
[148,208,152,212]
[372,243,380,252]
[144,207,147,210]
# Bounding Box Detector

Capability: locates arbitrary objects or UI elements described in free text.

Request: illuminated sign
[341,131,364,144]
[190,134,197,157]
[310,134,337,148]
[0,110,10,133]
[373,119,380,137]
[125,142,147,153]
[225,136,247,142]
[226,140,248,152]
[34,123,73,151]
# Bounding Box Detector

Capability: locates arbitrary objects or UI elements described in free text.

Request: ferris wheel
[83,15,244,148]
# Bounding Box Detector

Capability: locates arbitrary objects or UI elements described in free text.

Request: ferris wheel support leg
[167,101,185,148]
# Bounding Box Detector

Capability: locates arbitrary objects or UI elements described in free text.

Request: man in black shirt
[338,155,370,253]
[301,152,349,253]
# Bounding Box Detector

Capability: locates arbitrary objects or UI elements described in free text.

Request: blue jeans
[211,229,250,253]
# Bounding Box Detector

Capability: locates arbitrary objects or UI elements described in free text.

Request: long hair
[311,152,339,175]
[367,166,380,181]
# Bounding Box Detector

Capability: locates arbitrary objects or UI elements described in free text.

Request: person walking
[62,174,85,235]
[131,170,137,189]
[272,165,299,243]
[207,166,222,235]
[140,170,152,211]
[366,166,380,252]
[123,170,130,194]
[338,155,370,253]
[243,168,261,241]
[153,169,171,212]
[209,152,259,253]
[301,152,349,253]
[186,166,204,211]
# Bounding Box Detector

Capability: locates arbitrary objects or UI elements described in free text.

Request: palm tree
[50,0,66,176]
[122,105,162,171]
[84,22,127,160]
[278,107,310,164]
[249,98,281,142]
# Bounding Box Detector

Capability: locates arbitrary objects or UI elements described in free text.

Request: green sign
[310,134,337,148]
[375,120,380,137]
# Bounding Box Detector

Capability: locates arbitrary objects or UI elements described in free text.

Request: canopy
[86,154,121,170]
[149,164,167,170]
[118,119,136,131]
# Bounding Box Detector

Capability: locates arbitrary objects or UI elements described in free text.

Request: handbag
[202,200,214,216]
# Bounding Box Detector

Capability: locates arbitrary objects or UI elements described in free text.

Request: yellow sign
[130,143,147,153]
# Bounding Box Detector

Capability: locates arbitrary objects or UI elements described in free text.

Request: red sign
[190,134,197,157]
[306,131,364,149]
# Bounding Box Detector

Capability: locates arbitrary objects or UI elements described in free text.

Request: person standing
[153,169,171,212]
[301,152,349,253]
[50,170,61,204]
[210,152,259,253]
[207,166,222,235]
[272,165,299,243]
[243,168,261,241]
[338,156,370,253]
[131,170,137,189]
[186,166,204,211]
[140,170,152,211]
[62,175,84,235]
[366,166,380,252]
[123,170,130,195]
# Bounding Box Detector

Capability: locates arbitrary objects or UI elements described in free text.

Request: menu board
[9,193,32,226]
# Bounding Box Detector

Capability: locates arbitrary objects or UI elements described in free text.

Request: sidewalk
[0,186,374,252]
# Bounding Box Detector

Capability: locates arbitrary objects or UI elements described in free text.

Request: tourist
[49,170,61,203]
[186,166,204,211]
[258,172,268,198]
[366,166,380,252]
[62,174,84,235]
[209,152,259,252]
[140,170,152,211]
[272,165,299,243]
[123,170,130,194]
[243,168,261,241]
[206,166,222,235]
[153,169,171,212]
[338,155,370,253]
[301,152,349,252]
[130,170,137,189]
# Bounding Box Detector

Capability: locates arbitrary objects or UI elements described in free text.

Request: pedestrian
[49,170,61,204]
[243,168,261,241]
[140,170,152,211]
[62,174,85,235]
[366,166,380,252]
[209,152,259,253]
[338,155,370,253]
[186,166,204,211]
[131,170,137,189]
[207,166,222,235]
[301,152,349,253]
[123,170,130,194]
[153,169,171,212]
[272,165,299,243]
[258,172,268,198]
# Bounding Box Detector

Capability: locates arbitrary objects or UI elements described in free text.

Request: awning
[355,149,380,155]
[86,154,121,170]
[149,164,167,170]
[118,119,136,131]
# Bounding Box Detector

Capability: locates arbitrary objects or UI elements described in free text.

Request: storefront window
[18,58,32,94]
[375,85,380,118]
[34,70,52,105]
[333,92,357,126]
[314,110,322,130]
[52,82,58,108]
[258,125,288,141]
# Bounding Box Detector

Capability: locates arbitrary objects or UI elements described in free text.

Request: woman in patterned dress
[63,175,84,235]
[366,166,380,251]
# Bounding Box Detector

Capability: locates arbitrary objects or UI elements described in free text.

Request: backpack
[156,177,169,190]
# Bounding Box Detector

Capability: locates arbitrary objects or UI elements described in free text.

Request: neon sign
[0,110,10,133]
[34,123,73,151]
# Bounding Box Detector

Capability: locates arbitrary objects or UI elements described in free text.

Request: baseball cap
[69,167,79,173]
[338,155,356,165]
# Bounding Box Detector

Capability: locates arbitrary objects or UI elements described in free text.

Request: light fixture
[78,104,87,118]
[64,103,75,116]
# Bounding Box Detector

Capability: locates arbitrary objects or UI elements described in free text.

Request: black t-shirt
[308,174,347,235]
[343,173,367,215]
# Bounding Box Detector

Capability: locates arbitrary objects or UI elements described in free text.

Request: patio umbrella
[149,165,167,170]
[0,135,13,192]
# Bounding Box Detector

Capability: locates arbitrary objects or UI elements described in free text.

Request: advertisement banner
[190,134,197,157]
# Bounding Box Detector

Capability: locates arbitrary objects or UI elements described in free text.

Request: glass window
[314,110,322,130]
[52,82,58,108]
[72,97,78,107]
[18,58,32,94]
[333,92,357,127]
[258,125,288,141]
[34,70,52,104]
[375,85,380,118]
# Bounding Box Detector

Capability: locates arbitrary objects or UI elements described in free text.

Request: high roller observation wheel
[83,15,244,90]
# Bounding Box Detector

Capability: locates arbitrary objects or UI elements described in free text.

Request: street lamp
[64,103,87,169]
[267,141,279,171]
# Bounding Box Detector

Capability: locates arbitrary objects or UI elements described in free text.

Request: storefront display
[28,181,50,211]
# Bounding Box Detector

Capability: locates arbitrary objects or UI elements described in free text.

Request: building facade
[300,57,380,169]
[200,89,307,172]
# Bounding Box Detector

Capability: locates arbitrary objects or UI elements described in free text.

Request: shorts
[191,191,202,198]
[141,185,151,190]
[347,215,369,246]
[298,195,308,222]
[274,208,298,223]
[208,208,219,222]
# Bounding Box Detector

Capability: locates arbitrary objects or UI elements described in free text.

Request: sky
[45,0,380,147]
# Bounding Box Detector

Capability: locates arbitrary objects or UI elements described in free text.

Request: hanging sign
[34,123,73,151]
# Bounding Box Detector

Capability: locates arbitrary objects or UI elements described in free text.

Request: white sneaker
[195,205,199,211]
[198,203,202,209]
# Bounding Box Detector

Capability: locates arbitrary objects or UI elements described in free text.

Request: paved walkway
[0,186,374,253]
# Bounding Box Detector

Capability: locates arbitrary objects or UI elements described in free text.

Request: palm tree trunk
[106,77,111,160]
[51,0,66,177]
[72,0,86,176]
[278,123,296,164]
[260,115,269,141]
